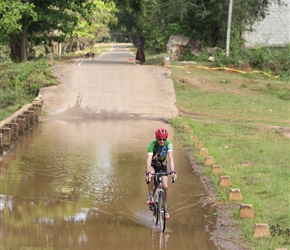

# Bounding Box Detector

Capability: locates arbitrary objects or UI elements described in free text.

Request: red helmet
[155,128,168,139]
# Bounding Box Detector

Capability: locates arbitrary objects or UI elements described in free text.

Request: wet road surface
[1,120,217,249]
[0,45,217,249]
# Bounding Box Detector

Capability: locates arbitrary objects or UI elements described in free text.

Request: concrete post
[5,123,19,141]
[190,135,198,142]
[229,188,243,201]
[253,224,271,238]
[29,107,39,122]
[194,141,203,150]
[23,110,34,125]
[33,103,43,115]
[219,176,232,187]
[212,165,223,174]
[199,148,209,156]
[16,118,26,134]
[0,127,11,146]
[239,204,254,218]
[204,156,215,166]
[18,114,30,130]
[33,103,42,116]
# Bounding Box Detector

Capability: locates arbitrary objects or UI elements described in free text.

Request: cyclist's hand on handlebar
[145,171,152,184]
[171,170,177,183]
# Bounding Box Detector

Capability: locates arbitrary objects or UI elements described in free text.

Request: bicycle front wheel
[158,191,166,232]
[153,189,159,225]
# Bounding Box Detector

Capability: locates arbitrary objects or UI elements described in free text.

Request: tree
[107,0,284,52]
[0,0,37,60]
[72,1,117,49]
[0,0,96,61]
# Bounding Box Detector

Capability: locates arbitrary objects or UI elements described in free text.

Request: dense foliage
[0,60,56,120]
[109,0,284,48]
[0,0,116,61]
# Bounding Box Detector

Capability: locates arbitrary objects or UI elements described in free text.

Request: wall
[244,0,290,47]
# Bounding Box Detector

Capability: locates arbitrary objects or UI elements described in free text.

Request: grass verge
[0,59,57,121]
[0,44,114,121]
[164,59,290,249]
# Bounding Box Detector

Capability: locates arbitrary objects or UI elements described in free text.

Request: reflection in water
[0,119,217,249]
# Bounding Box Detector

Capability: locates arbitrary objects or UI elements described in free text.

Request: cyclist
[145,128,177,220]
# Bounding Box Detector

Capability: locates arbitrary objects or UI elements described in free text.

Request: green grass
[170,62,290,249]
[0,59,57,120]
[0,44,114,121]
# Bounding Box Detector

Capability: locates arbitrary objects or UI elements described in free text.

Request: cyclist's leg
[161,175,169,203]
[161,167,170,219]
[148,166,155,193]
[147,166,155,205]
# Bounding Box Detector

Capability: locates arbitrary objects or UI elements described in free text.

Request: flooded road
[0,120,217,249]
[1,44,218,249]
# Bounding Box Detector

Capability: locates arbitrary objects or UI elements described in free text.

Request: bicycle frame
[150,171,174,233]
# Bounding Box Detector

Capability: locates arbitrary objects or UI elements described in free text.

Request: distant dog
[85,52,95,60]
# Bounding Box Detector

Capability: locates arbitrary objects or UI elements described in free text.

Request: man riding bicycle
[145,128,177,220]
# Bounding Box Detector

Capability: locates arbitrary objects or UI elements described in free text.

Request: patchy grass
[170,61,290,249]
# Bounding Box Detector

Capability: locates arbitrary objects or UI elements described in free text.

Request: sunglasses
[158,138,167,141]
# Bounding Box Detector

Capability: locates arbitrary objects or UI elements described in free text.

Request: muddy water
[0,119,217,249]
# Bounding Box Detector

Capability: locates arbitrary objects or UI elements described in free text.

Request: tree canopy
[0,0,115,61]
[108,0,284,51]
[0,0,285,61]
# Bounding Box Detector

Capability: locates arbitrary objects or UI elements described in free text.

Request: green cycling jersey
[147,139,173,167]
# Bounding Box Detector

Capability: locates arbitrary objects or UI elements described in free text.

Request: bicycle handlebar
[146,171,176,184]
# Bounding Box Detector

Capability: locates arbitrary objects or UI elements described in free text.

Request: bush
[0,59,57,120]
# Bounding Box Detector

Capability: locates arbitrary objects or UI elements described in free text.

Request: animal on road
[85,52,95,60]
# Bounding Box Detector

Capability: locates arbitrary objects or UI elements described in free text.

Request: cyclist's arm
[168,151,175,172]
[146,153,153,172]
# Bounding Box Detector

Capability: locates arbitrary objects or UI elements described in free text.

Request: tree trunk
[21,25,28,61]
[10,35,21,62]
[9,25,29,62]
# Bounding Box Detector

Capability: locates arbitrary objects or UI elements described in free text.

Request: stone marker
[190,135,198,142]
[163,54,171,67]
[204,156,215,166]
[18,114,30,130]
[16,118,26,134]
[239,204,254,218]
[194,141,203,150]
[219,176,232,187]
[199,148,208,156]
[29,107,39,122]
[229,188,243,201]
[211,165,223,174]
[253,224,271,238]
[6,123,19,141]
[180,121,187,127]
[0,127,11,146]
[23,110,34,125]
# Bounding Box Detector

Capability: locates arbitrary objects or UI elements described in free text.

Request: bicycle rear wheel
[153,189,159,225]
[158,191,166,232]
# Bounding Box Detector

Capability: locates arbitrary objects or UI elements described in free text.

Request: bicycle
[147,171,176,232]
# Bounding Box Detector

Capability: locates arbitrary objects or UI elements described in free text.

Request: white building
[244,0,290,47]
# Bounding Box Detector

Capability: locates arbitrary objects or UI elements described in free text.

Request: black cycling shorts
[152,164,168,174]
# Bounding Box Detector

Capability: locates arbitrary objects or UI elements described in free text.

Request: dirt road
[40,44,178,120]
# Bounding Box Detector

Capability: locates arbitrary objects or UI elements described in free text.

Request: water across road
[0,45,217,249]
